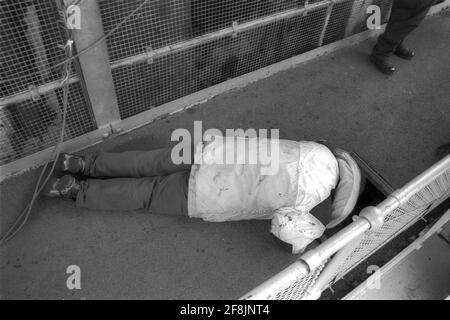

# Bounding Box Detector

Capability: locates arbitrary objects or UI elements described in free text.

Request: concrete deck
[1,12,449,299]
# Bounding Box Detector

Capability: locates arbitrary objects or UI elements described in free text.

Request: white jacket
[187,137,340,252]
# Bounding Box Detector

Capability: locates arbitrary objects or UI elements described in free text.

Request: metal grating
[0,1,97,165]
[99,0,324,63]
[0,0,70,96]
[102,1,339,119]
[331,168,450,283]
[255,166,450,300]
[0,82,96,164]
[111,7,327,119]
[274,261,327,300]
[1,0,397,163]
[100,0,395,119]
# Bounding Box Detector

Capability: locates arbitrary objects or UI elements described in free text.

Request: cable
[0,0,150,85]
[0,0,150,244]
[0,39,74,246]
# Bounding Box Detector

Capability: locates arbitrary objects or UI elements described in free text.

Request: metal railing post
[64,0,121,129]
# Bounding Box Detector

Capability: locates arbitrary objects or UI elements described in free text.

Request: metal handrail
[242,154,450,299]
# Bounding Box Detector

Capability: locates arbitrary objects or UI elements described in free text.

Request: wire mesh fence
[110,7,329,119]
[0,82,96,165]
[99,0,331,63]
[1,0,394,164]
[0,0,68,96]
[330,167,450,283]
[274,260,327,300]
[244,160,450,300]
[0,0,96,164]
[100,0,393,119]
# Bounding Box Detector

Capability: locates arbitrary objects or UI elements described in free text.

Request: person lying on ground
[42,137,361,254]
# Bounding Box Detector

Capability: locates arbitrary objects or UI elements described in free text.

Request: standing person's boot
[394,43,415,60]
[370,50,396,75]
[369,0,436,75]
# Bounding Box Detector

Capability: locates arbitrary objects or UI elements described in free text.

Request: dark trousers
[76,148,191,214]
[373,0,436,57]
[75,148,333,223]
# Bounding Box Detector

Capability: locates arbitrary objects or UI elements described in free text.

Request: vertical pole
[64,0,121,129]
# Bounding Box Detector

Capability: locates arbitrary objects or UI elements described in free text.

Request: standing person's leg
[375,0,435,56]
[75,170,190,214]
[371,0,436,73]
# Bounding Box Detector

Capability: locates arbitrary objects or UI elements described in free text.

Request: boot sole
[42,175,76,197]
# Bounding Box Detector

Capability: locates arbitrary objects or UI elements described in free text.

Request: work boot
[42,174,80,199]
[55,153,85,174]
[370,53,396,75]
[394,43,414,60]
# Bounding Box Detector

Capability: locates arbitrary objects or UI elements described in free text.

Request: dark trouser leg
[374,0,436,57]
[83,148,192,178]
[76,170,190,214]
